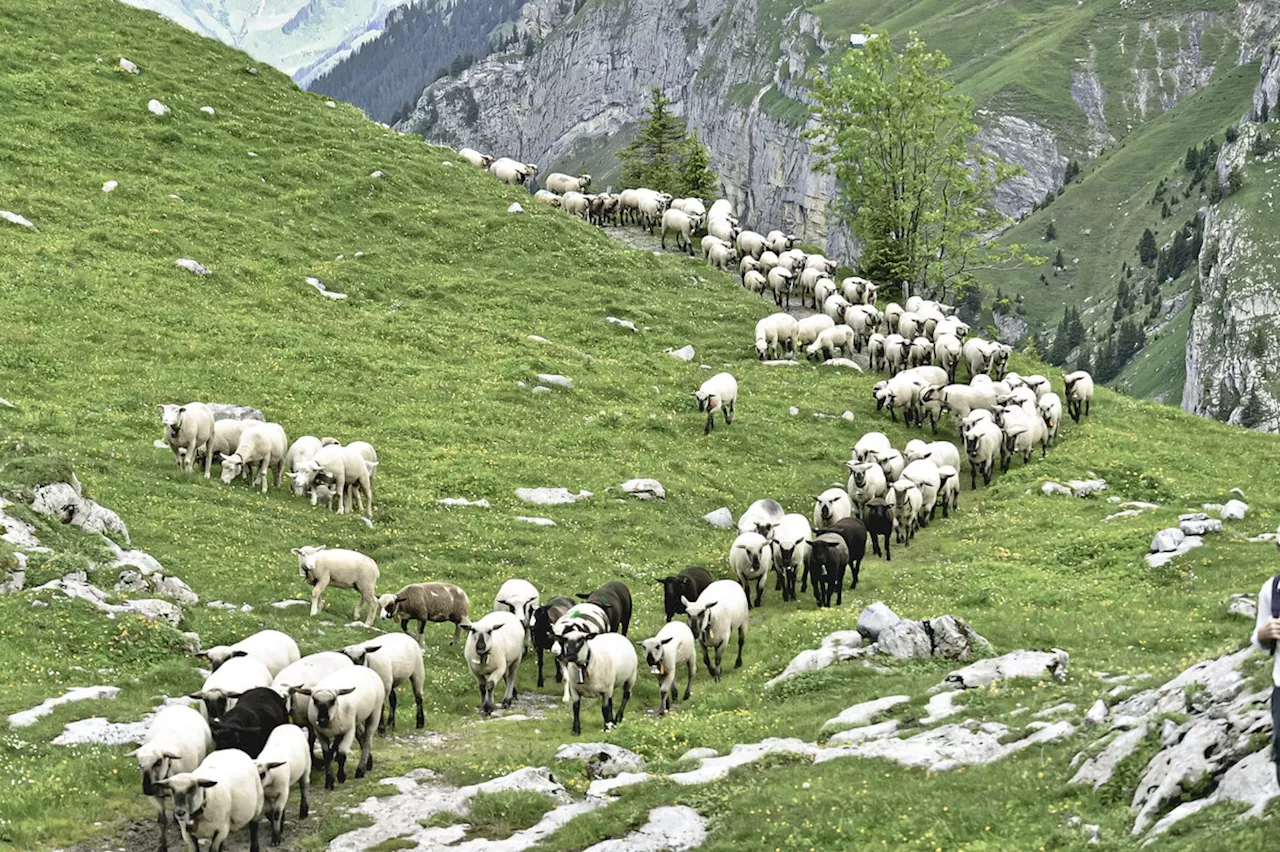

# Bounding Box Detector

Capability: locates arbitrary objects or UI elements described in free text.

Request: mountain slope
[6,2,1280,850]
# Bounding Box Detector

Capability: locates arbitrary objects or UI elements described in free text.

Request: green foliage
[1053,248,1065,269]
[807,30,1031,302]
[677,130,720,199]
[1063,159,1080,184]
[617,89,718,197]
[1138,228,1159,266]
[1227,165,1245,196]
[1044,221,1057,241]
[1225,124,1239,144]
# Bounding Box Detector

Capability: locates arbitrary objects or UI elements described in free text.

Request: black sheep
[657,566,713,622]
[864,499,893,562]
[815,517,868,590]
[576,581,633,635]
[209,687,289,758]
[806,533,849,607]
[530,595,575,687]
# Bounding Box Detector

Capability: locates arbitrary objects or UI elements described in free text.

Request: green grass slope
[4,1,1280,849]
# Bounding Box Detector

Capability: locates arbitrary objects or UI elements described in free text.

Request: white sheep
[814,278,838,310]
[290,443,377,516]
[770,513,812,602]
[494,578,540,645]
[671,197,706,219]
[203,629,300,679]
[904,439,962,471]
[765,229,796,253]
[158,748,264,852]
[934,334,962,382]
[1023,374,1052,399]
[461,610,525,716]
[867,446,906,482]
[736,230,768,259]
[867,333,887,372]
[758,250,780,272]
[457,148,493,168]
[694,373,737,434]
[755,312,799,360]
[882,302,904,335]
[962,338,996,378]
[533,189,562,208]
[964,418,1003,488]
[797,267,827,308]
[219,422,288,492]
[682,580,749,682]
[908,336,934,368]
[254,723,310,846]
[844,304,880,349]
[559,631,638,734]
[635,189,671,233]
[488,158,535,185]
[743,269,768,295]
[640,621,696,715]
[1000,407,1048,470]
[729,531,772,608]
[292,546,380,626]
[561,191,592,219]
[823,293,851,323]
[284,436,324,495]
[190,656,273,720]
[884,333,909,374]
[766,267,794,307]
[1037,392,1063,445]
[545,172,592,193]
[296,666,386,789]
[796,314,835,349]
[341,633,426,730]
[900,459,941,525]
[813,486,853,530]
[845,460,888,518]
[158,402,215,476]
[708,215,738,243]
[1063,370,1094,421]
[134,705,213,850]
[936,464,960,518]
[204,419,255,477]
[806,324,856,362]
[707,241,737,271]
[737,498,785,536]
[891,480,923,545]
[702,234,729,260]
[853,431,892,462]
[271,651,353,729]
[708,199,734,219]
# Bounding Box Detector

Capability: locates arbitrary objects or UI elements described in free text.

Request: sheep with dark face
[770,513,812,602]
[1063,370,1094,421]
[461,611,524,716]
[294,666,385,789]
[845,461,888,520]
[737,498,785,537]
[157,750,264,852]
[134,705,213,852]
[376,582,470,645]
[559,632,638,735]
[863,499,894,561]
[531,595,575,687]
[210,687,289,759]
[158,402,215,476]
[656,566,713,622]
[806,533,849,607]
[576,581,632,635]
[815,517,868,590]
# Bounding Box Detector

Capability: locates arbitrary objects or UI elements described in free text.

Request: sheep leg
[713,643,724,682]
[246,817,261,851]
[450,620,460,645]
[754,576,763,609]
[660,685,670,715]
[684,659,694,701]
[201,439,213,479]
[414,676,425,729]
[615,682,632,726]
[884,535,892,562]
[850,557,861,590]
[800,562,809,594]
[705,411,714,435]
[537,646,546,687]
[270,805,283,845]
[602,696,614,730]
[210,827,230,852]
[334,471,348,514]
[153,799,168,852]
[701,642,713,678]
[572,698,582,735]
[310,580,329,617]
[384,686,396,732]
[362,586,378,627]
[335,728,356,783]
[479,677,493,716]
[502,660,519,708]
[299,770,310,819]
[356,711,376,777]
[322,739,337,790]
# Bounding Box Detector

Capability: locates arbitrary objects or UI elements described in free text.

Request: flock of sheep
[133,162,1103,852]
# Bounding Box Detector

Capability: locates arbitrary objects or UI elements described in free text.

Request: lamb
[292,545,380,626]
[284,436,324,495]
[904,439,962,471]
[702,234,729,260]
[295,666,386,789]
[158,402,215,476]
[1037,392,1063,445]
[737,498,785,536]
[962,338,996,378]
[884,333,909,374]
[806,533,849,607]
[201,419,255,478]
[657,565,713,622]
[743,269,768,295]
[806,325,857,362]
[661,208,696,254]
[271,651,353,731]
[935,464,960,518]
[758,250,780,272]
[766,229,796,253]
[736,230,768,259]
[813,486,853,529]
[694,373,737,434]
[708,241,738,271]
[845,461,888,519]
[641,622,696,715]
[190,656,273,720]
[932,382,997,426]
[729,531,772,608]
[342,633,426,730]
[461,610,525,716]
[770,513,812,602]
[755,312,799,360]
[378,582,470,644]
[533,189,562,208]
[867,333,887,372]
[134,705,213,852]
[494,578,540,643]
[964,418,1003,488]
[797,267,828,308]
[577,580,632,635]
[873,373,925,424]
[457,148,493,168]
[290,443,377,516]
[559,632,638,734]
[897,312,922,341]
[254,724,310,846]
[767,267,794,307]
[853,431,892,462]
[900,458,941,525]
[863,499,894,560]
[1063,370,1094,421]
[531,595,576,687]
[814,517,867,590]
[157,749,264,852]
[561,191,591,219]
[202,630,300,679]
[796,314,836,351]
[545,172,592,193]
[682,580,749,682]
[891,480,923,545]
[210,687,289,758]
[1022,374,1052,398]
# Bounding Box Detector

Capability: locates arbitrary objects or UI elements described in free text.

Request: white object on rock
[1145,536,1202,568]
[941,648,1070,690]
[176,258,211,276]
[1151,528,1186,553]
[1221,499,1249,520]
[117,57,139,73]
[606,316,639,332]
[516,516,557,526]
[516,487,593,505]
[437,497,491,509]
[507,202,524,214]
[304,276,347,300]
[619,479,665,500]
[665,345,696,361]
[703,507,734,529]
[1,210,36,230]
[8,686,120,728]
[536,374,573,389]
[102,180,118,193]
[147,99,170,116]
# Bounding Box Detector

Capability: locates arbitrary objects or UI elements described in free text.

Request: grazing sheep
[531,595,576,687]
[729,531,772,608]
[641,622,696,714]
[378,582,470,644]
[660,208,697,254]
[936,464,960,518]
[533,189,562,208]
[254,724,310,846]
[458,148,493,168]
[134,705,213,852]
[891,480,923,545]
[201,419,255,478]
[767,267,794,307]
[815,517,867,590]
[743,269,768,295]
[904,439,962,471]
[342,633,426,730]
[806,533,849,607]
[863,498,894,561]
[210,687,289,759]
[158,749,264,852]
[964,418,1003,488]
[284,436,324,495]
[845,460,888,520]
[577,581,633,635]
[219,422,287,492]
[1037,392,1063,445]
[813,487,853,530]
[292,546,380,626]
[770,513,812,602]
[708,241,738,272]
[853,431,892,462]
[694,373,737,435]
[806,324,857,362]
[290,443,377,516]
[271,652,353,732]
[190,656,273,721]
[797,314,836,349]
[755,312,799,360]
[900,459,941,525]
[202,630,300,679]
[736,230,768,259]
[1063,370,1094,421]
[657,566,713,622]
[461,610,525,716]
[559,632,638,734]
[295,666,386,789]
[158,402,215,476]
[494,578,540,644]
[545,172,592,193]
[682,580,749,682]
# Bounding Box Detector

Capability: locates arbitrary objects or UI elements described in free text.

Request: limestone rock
[919,692,964,725]
[305,276,347,300]
[619,479,665,500]
[857,601,901,642]
[124,599,183,626]
[924,614,992,660]
[516,487,592,505]
[875,620,932,659]
[1131,718,1232,834]
[1226,594,1258,619]
[669,738,819,785]
[206,403,264,421]
[942,648,1069,690]
[1069,479,1108,497]
[147,99,170,116]
[665,345,695,361]
[1145,536,1202,568]
[516,516,557,526]
[8,685,120,728]
[821,358,863,371]
[606,316,639,332]
[1041,481,1072,496]
[582,805,706,852]
[176,258,211,276]
[818,720,1075,773]
[536,374,573,389]
[822,695,911,731]
[102,180,118,193]
[702,507,734,529]
[115,570,149,594]
[1083,699,1108,726]
[679,747,718,762]
[117,57,139,73]
[1070,724,1151,789]
[763,359,801,366]
[200,106,215,115]
[1103,509,1144,522]
[1146,748,1280,838]
[1151,528,1185,553]
[1180,518,1222,535]
[370,170,387,178]
[0,210,36,230]
[555,742,646,776]
[1221,499,1249,520]
[1034,702,1077,718]
[437,497,491,508]
[52,715,151,746]
[828,720,899,745]
[507,202,524,213]
[766,631,865,687]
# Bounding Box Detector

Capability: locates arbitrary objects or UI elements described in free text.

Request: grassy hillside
[5,1,1280,850]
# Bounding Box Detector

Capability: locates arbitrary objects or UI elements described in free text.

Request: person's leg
[1271,686,1280,788]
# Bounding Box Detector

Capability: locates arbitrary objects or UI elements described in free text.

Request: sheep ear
[194,651,209,658]
[156,405,166,414]
[363,645,382,655]
[459,623,474,634]
[266,761,287,771]
[290,687,312,697]
[680,596,692,608]
[161,751,182,760]
[290,548,302,556]
[660,637,673,646]
[336,687,357,697]
[575,593,590,601]
[197,779,218,789]
[230,650,248,659]
[187,691,205,700]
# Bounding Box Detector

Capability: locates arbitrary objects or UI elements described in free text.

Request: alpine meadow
[6,2,1280,852]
